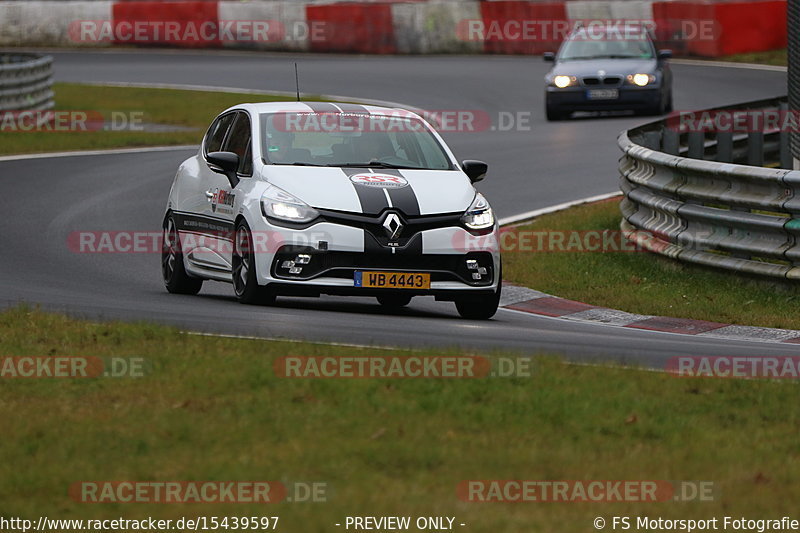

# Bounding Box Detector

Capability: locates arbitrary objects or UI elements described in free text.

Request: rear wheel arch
[161,211,203,295]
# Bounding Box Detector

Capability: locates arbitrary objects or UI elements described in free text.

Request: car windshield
[559,30,655,61]
[259,112,454,170]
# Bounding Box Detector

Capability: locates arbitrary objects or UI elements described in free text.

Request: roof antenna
[294,62,300,102]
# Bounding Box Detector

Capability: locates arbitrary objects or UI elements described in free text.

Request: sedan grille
[582,76,622,87]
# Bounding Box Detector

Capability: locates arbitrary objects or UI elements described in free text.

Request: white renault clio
[162,102,501,319]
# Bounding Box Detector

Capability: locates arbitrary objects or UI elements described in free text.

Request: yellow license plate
[355,271,430,290]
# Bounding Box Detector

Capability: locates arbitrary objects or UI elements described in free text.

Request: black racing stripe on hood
[387,186,421,216]
[371,169,421,217]
[304,102,340,113]
[387,185,420,217]
[341,167,389,216]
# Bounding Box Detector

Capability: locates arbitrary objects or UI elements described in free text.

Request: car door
[181,111,238,273]
[176,112,235,270]
[193,111,254,272]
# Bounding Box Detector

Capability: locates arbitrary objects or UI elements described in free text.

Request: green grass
[0,83,326,156]
[504,197,800,330]
[719,49,786,66]
[2,306,800,531]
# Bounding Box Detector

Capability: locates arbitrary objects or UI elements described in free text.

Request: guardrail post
[641,131,661,150]
[716,132,734,163]
[748,131,765,167]
[662,129,680,155]
[780,102,793,169]
[687,132,705,159]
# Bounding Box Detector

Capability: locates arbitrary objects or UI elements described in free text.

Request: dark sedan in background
[544,25,673,120]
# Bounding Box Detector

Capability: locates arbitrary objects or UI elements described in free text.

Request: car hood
[549,58,657,77]
[262,166,476,216]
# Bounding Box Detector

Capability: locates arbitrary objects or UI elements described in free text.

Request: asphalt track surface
[1,49,796,365]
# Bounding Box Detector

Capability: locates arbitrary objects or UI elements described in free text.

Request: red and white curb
[0,0,787,58]
[500,283,800,344]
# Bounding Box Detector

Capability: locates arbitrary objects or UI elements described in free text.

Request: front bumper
[546,86,662,112]
[253,218,501,299]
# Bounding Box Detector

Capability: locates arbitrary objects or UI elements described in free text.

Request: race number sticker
[349,174,408,189]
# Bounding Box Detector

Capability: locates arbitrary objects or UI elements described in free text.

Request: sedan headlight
[629,73,655,87]
[461,193,495,232]
[552,75,576,88]
[261,184,319,224]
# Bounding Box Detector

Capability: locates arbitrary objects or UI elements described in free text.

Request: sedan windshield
[559,34,655,61]
[260,112,453,170]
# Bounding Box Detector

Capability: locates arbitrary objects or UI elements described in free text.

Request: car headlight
[461,193,495,232]
[629,73,655,87]
[261,184,319,224]
[553,75,576,88]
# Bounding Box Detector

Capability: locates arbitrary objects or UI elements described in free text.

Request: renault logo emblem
[382,213,404,240]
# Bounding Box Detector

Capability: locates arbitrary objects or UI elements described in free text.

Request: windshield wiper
[338,160,419,169]
[562,54,646,61]
[281,161,426,169]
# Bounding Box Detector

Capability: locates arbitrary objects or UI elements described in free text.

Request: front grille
[316,209,463,248]
[271,248,494,286]
[582,76,622,87]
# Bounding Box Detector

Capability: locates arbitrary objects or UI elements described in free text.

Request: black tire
[455,268,502,320]
[649,91,670,116]
[377,294,412,309]
[162,214,203,295]
[546,104,568,121]
[232,221,275,305]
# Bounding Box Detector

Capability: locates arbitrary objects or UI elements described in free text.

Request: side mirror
[543,52,555,62]
[462,160,488,183]
[657,49,672,60]
[207,151,240,187]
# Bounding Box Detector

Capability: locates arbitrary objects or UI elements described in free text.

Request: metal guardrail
[619,95,800,280]
[0,53,54,111]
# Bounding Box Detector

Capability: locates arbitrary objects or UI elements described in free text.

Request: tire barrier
[0,53,54,111]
